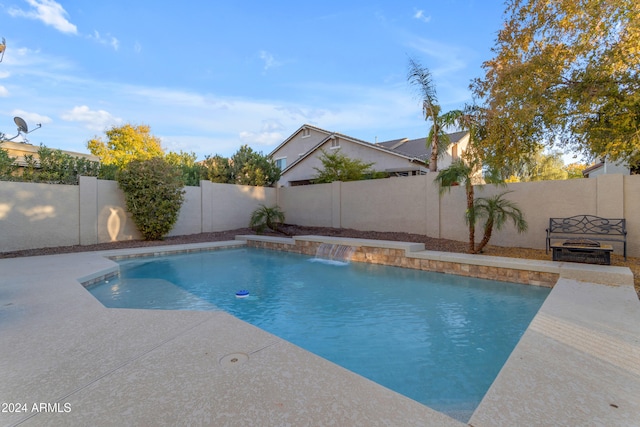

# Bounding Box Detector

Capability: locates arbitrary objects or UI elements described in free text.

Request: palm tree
[249,204,285,234]
[473,192,528,254]
[407,58,462,172]
[435,159,477,253]
[435,113,517,254]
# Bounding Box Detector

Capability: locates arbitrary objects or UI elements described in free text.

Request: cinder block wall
[0,174,637,257]
[278,174,638,256]
[0,179,276,252]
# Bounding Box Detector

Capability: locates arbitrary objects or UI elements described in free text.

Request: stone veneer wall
[245,239,559,287]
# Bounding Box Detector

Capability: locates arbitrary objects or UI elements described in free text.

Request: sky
[0,0,506,160]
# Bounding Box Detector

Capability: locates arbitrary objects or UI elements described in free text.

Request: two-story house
[269,124,469,187]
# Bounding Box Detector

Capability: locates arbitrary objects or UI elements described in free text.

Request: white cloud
[134,42,142,54]
[413,10,432,23]
[0,86,8,97]
[239,119,286,146]
[239,130,284,146]
[259,50,282,71]
[8,0,78,35]
[11,109,52,125]
[89,31,119,50]
[61,105,122,131]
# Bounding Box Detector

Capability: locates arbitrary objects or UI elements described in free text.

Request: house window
[330,137,340,149]
[451,143,458,160]
[275,157,286,170]
[301,128,310,138]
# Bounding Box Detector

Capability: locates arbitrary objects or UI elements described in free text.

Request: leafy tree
[473,192,528,254]
[0,146,17,180]
[473,0,640,168]
[200,146,279,186]
[408,57,463,171]
[202,154,233,183]
[230,145,280,186]
[565,163,587,179]
[88,123,165,168]
[97,164,119,180]
[249,204,286,233]
[116,157,185,240]
[524,151,569,182]
[434,117,522,254]
[313,149,382,183]
[505,149,570,182]
[165,150,204,186]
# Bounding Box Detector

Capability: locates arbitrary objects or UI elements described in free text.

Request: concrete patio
[1,238,639,426]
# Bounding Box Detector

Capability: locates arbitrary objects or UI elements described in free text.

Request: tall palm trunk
[466,185,475,253]
[429,125,439,172]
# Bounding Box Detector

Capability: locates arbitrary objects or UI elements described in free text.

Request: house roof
[0,140,99,167]
[276,124,426,175]
[582,162,604,177]
[377,131,468,160]
[268,123,337,157]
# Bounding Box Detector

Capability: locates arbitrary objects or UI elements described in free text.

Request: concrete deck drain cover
[219,352,249,367]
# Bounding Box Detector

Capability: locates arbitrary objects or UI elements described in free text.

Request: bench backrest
[548,215,626,235]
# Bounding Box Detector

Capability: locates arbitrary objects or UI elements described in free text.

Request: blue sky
[1,0,505,160]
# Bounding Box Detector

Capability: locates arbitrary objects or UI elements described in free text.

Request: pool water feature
[313,243,356,263]
[88,247,550,422]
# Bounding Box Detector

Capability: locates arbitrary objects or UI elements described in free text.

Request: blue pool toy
[235,290,250,298]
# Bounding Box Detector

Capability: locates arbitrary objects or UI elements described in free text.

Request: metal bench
[546,215,627,261]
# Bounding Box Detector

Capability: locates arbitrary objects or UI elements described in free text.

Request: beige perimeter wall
[279,174,639,258]
[0,178,276,252]
[0,174,637,257]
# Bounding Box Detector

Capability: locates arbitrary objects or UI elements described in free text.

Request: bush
[0,147,17,180]
[9,145,101,184]
[249,204,285,233]
[231,145,280,186]
[116,157,185,240]
[312,149,381,183]
[165,150,205,186]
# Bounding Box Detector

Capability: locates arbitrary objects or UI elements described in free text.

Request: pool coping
[1,237,639,426]
[236,234,634,287]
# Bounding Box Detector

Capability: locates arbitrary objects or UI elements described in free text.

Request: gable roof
[268,123,332,157]
[582,161,604,177]
[377,131,468,160]
[276,124,426,175]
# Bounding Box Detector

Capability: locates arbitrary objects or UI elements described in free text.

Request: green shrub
[0,147,17,180]
[165,150,205,186]
[312,149,381,183]
[98,163,119,181]
[116,157,185,240]
[249,204,285,233]
[7,145,101,184]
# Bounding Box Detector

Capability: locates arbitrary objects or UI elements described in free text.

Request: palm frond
[434,159,472,194]
[407,58,438,107]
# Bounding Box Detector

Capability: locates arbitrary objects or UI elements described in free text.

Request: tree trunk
[429,138,438,172]
[474,220,494,254]
[467,185,475,253]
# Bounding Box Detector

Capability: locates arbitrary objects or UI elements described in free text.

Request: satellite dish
[1,116,42,143]
[14,117,28,133]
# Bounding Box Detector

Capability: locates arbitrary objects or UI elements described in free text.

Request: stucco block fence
[1,174,639,257]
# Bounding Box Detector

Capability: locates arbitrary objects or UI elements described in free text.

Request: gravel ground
[2,224,638,297]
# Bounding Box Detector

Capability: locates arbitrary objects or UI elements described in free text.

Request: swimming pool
[88,247,550,422]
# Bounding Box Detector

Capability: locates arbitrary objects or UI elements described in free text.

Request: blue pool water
[88,247,550,421]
